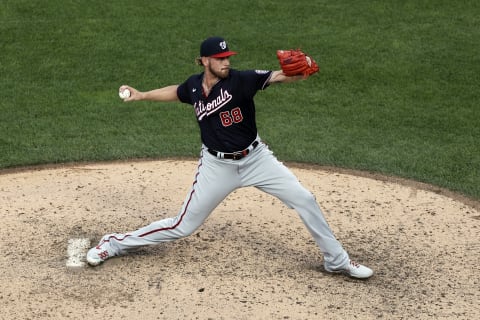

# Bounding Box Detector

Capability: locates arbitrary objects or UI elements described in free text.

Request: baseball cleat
[325,260,374,279]
[86,235,117,266]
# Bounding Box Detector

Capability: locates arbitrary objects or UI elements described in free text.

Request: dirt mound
[1,160,478,319]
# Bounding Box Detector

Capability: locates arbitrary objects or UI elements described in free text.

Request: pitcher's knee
[280,188,317,209]
[175,224,198,238]
[294,189,317,206]
[144,216,202,241]
[170,214,205,239]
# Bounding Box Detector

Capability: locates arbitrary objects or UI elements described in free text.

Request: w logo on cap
[200,36,237,58]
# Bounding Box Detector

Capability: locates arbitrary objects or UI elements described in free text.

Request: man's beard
[209,65,229,79]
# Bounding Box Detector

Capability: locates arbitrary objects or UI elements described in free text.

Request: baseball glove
[277,49,319,77]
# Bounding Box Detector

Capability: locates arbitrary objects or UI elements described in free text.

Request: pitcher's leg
[264,172,374,278]
[243,146,349,270]
[261,174,349,269]
[89,151,240,263]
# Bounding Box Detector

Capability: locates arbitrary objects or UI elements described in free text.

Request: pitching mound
[1,159,478,319]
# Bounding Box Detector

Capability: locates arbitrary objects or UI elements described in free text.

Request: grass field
[1,0,479,200]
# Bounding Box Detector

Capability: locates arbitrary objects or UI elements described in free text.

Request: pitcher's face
[205,57,231,79]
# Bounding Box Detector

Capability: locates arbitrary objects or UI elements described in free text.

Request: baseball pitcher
[87,36,373,279]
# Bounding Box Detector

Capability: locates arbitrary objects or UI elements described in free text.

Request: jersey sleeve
[176,80,192,105]
[255,70,273,90]
[237,70,273,98]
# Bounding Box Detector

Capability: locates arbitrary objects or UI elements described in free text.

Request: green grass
[1,0,479,200]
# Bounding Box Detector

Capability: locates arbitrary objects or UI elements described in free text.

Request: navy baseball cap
[200,36,237,58]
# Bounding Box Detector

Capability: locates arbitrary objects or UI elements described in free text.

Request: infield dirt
[1,159,478,319]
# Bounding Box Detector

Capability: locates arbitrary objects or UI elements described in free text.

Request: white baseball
[119,88,131,99]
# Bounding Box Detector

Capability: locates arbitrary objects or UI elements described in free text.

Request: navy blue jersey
[177,69,272,152]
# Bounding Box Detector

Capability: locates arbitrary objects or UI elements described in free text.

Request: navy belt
[208,140,259,160]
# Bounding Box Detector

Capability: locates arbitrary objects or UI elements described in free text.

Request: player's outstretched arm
[119,85,180,102]
[268,70,306,84]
